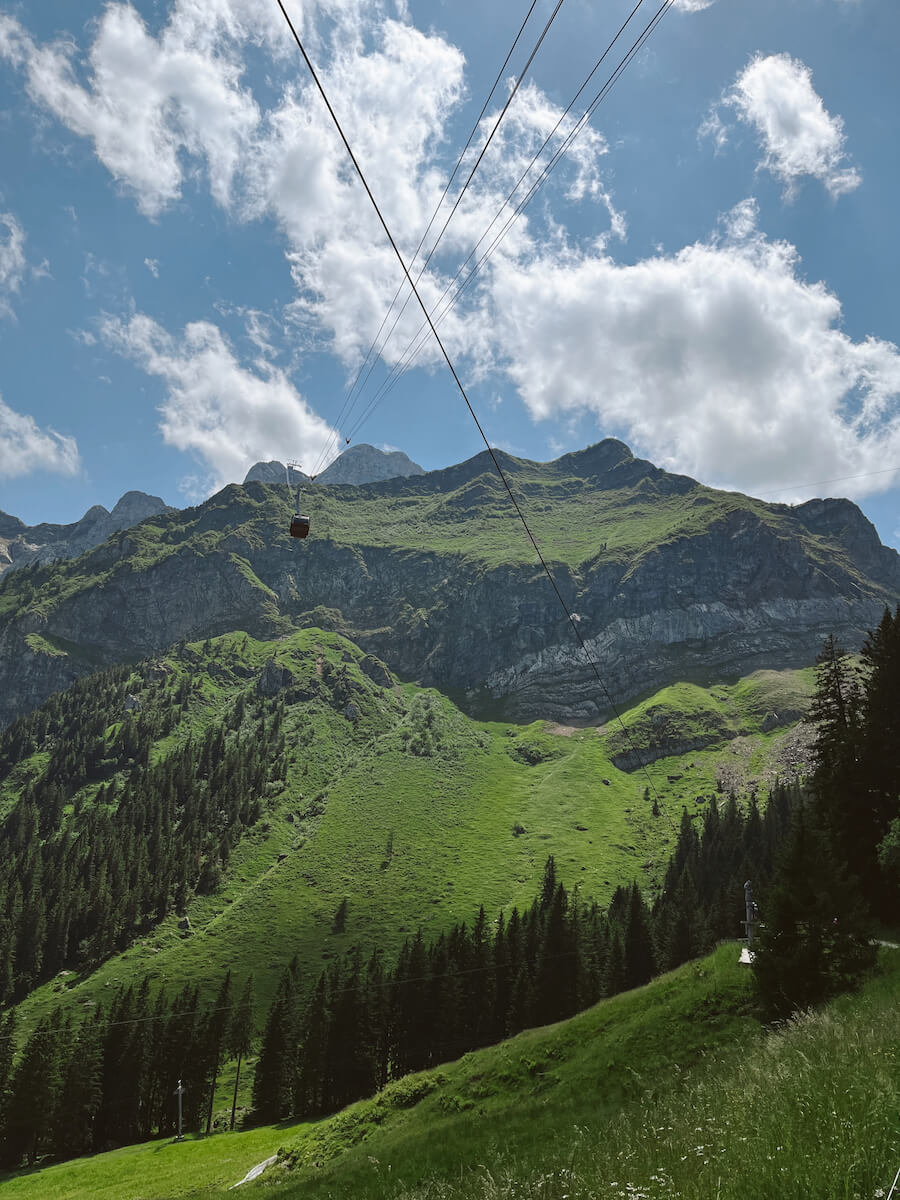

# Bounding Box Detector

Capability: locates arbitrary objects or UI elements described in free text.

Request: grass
[8,946,897,1200]
[9,640,816,1070]
[0,1121,291,1199]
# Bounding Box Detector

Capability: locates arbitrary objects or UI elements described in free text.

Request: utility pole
[173,1079,186,1142]
[739,880,759,964]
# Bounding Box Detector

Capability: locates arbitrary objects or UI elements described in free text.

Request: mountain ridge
[0,490,175,577]
[0,439,897,728]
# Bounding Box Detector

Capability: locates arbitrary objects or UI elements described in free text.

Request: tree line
[0,663,287,1003]
[251,782,795,1124]
[752,608,900,1016]
[0,970,254,1168]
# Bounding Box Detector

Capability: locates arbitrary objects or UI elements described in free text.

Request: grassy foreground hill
[6,627,813,1049]
[2,944,897,1200]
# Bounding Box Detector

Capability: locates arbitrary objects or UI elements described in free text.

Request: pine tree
[203,972,233,1133]
[228,976,254,1131]
[252,961,299,1122]
[3,1013,63,1166]
[623,883,656,990]
[53,1016,104,1159]
[753,802,876,1020]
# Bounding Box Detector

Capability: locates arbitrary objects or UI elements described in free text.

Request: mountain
[316,443,425,485]
[0,438,897,729]
[0,490,174,577]
[243,445,424,490]
[243,461,309,487]
[3,625,811,1030]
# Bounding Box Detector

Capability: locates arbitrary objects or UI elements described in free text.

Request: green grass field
[5,946,897,1200]
[10,627,815,1061]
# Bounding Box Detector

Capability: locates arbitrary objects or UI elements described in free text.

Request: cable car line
[328,0,569,454]
[342,0,666,445]
[307,0,543,480]
[308,0,564,480]
[274,0,675,831]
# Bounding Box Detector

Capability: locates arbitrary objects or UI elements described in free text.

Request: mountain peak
[317,444,425,486]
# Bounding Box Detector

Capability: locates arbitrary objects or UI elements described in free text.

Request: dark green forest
[0,661,287,1003]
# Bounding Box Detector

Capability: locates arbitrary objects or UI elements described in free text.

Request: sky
[1,0,899,552]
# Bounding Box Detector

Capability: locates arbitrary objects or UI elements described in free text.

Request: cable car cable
[307,0,543,479]
[333,0,569,448]
[308,0,563,480]
[273,0,675,832]
[343,0,664,443]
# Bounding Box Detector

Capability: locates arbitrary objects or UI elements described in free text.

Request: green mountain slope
[1,439,896,727]
[4,945,897,1200]
[6,628,812,1046]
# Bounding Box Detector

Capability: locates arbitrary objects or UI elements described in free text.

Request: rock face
[243,447,424,489]
[0,491,174,576]
[317,444,424,485]
[1,441,898,728]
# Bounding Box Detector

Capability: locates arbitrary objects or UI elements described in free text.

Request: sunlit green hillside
[7,627,813,1052]
[4,946,897,1200]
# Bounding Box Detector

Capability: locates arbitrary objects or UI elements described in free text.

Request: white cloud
[0,396,81,479]
[673,0,717,11]
[724,53,861,198]
[0,212,27,317]
[144,257,159,277]
[2,4,616,371]
[100,312,338,490]
[0,4,265,217]
[488,200,900,501]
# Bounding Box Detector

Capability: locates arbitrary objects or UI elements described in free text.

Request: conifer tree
[203,972,233,1133]
[53,1017,104,1159]
[753,802,875,1020]
[228,976,254,1131]
[623,883,657,990]
[252,961,299,1122]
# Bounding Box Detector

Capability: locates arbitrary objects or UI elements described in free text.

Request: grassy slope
[6,946,898,1200]
[263,947,900,1200]
[0,445,884,630]
[11,634,813,1057]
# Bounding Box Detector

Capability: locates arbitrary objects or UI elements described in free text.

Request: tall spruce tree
[228,976,254,1131]
[752,802,875,1020]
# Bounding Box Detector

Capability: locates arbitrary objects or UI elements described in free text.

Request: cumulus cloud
[721,53,861,197]
[0,396,81,479]
[0,213,27,318]
[100,312,338,490]
[488,200,900,501]
[2,3,616,371]
[0,3,268,216]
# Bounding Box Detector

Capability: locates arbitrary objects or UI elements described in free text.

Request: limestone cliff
[1,441,897,727]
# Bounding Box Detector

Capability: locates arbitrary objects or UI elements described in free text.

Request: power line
[756,464,900,499]
[343,0,666,443]
[308,0,554,479]
[273,0,675,832]
[329,0,569,458]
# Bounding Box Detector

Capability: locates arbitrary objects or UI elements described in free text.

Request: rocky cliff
[1,440,897,727]
[317,443,424,485]
[0,491,175,576]
[243,445,424,488]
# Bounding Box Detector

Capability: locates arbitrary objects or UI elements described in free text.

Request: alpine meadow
[1,0,900,1197]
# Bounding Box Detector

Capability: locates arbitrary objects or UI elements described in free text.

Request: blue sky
[1,0,899,552]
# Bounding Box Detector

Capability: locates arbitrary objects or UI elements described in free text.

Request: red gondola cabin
[290,514,310,539]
